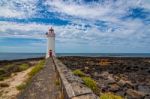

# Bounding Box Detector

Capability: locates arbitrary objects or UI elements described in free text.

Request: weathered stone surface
[138,85,150,95]
[116,90,125,96]
[17,58,61,99]
[71,82,92,96]
[117,79,126,87]
[54,58,98,99]
[106,75,116,84]
[126,89,145,99]
[100,71,109,79]
[72,93,99,99]
[109,84,120,92]
[58,56,150,98]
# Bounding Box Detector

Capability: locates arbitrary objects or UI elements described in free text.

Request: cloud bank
[0,0,150,53]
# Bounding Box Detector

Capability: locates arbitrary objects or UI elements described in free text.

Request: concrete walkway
[17,58,60,99]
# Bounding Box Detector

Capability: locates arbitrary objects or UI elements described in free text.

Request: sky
[0,0,150,53]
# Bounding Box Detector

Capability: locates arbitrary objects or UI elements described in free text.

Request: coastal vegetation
[16,60,45,91]
[100,93,123,99]
[0,63,30,81]
[16,83,27,90]
[73,69,100,94]
[73,69,86,77]
[82,77,99,93]
[28,60,45,77]
[0,58,44,98]
[19,63,29,71]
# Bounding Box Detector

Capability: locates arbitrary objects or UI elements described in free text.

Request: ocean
[0,53,150,60]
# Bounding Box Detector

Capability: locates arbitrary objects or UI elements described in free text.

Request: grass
[82,77,98,93]
[16,60,45,91]
[100,93,123,99]
[28,60,45,77]
[0,68,5,75]
[73,69,86,77]
[72,69,100,94]
[16,83,27,90]
[55,79,60,86]
[19,63,29,71]
[0,63,29,81]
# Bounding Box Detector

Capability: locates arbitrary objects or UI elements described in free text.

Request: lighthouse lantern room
[46,27,55,58]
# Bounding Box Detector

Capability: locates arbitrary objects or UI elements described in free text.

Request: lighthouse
[46,27,55,58]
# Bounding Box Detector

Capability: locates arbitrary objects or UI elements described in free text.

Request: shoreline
[1,56,150,62]
[0,57,44,63]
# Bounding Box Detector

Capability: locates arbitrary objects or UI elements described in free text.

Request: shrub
[19,63,29,71]
[16,60,45,91]
[82,77,98,92]
[55,79,60,86]
[0,68,5,75]
[73,69,86,77]
[100,93,123,99]
[28,60,45,77]
[16,83,27,90]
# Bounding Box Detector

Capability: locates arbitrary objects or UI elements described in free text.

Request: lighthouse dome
[46,27,55,37]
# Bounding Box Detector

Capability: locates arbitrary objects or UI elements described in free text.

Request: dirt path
[0,67,33,99]
[17,58,61,99]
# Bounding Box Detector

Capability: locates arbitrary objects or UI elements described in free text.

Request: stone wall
[53,57,98,99]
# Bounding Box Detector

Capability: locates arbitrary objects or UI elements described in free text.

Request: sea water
[0,53,150,60]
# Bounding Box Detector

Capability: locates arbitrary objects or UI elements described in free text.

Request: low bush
[82,77,98,92]
[73,69,86,77]
[19,63,29,71]
[28,60,45,77]
[55,79,60,86]
[16,60,45,91]
[16,83,27,90]
[100,93,123,99]
[0,68,5,75]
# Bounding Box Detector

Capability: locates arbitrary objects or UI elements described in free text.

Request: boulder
[105,76,116,84]
[138,85,150,95]
[116,90,125,97]
[100,71,109,79]
[126,89,145,99]
[109,84,120,92]
[117,80,126,87]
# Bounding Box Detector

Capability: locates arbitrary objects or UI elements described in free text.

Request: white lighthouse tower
[46,27,55,58]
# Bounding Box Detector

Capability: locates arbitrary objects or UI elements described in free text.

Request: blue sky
[0,0,150,53]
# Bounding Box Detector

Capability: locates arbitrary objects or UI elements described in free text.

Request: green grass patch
[4,64,14,70]
[19,63,29,71]
[55,79,60,86]
[82,77,98,92]
[16,83,27,90]
[100,93,123,99]
[0,76,9,81]
[73,69,86,77]
[0,68,5,75]
[16,60,45,91]
[28,60,45,77]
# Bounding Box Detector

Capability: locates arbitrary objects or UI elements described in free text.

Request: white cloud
[45,0,150,22]
[0,0,37,18]
[0,0,150,48]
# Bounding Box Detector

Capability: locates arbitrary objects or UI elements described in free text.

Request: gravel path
[17,58,60,99]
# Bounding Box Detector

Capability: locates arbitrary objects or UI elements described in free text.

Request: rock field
[58,56,150,99]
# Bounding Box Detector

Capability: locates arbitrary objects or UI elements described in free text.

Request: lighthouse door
[49,50,52,57]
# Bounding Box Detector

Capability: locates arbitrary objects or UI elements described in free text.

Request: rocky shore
[58,56,150,99]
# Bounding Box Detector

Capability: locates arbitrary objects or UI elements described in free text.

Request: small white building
[46,27,55,58]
